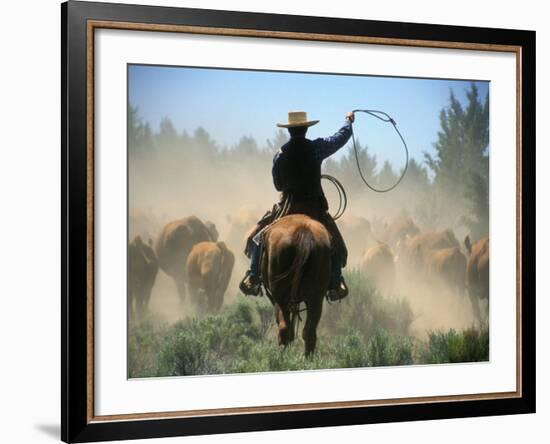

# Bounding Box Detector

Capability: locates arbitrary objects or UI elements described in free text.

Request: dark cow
[128,235,158,318]
[464,236,490,323]
[155,216,218,302]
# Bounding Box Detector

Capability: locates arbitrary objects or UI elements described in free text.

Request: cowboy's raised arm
[312,112,355,161]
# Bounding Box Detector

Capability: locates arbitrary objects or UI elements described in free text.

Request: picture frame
[61,1,536,442]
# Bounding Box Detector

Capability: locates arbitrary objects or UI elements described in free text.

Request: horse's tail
[284,226,316,304]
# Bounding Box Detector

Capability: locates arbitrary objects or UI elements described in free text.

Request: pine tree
[266,129,288,154]
[233,136,258,156]
[425,83,489,197]
[158,117,178,148]
[424,83,489,229]
[461,172,489,240]
[128,104,153,156]
[327,139,377,193]
[193,126,218,158]
[377,160,398,190]
[403,158,430,193]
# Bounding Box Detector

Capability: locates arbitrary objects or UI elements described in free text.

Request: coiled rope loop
[321,174,347,220]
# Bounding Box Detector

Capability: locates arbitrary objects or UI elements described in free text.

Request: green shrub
[320,268,414,340]
[366,328,414,367]
[157,321,210,376]
[334,330,369,368]
[128,286,488,377]
[156,299,270,376]
[462,327,490,362]
[418,327,489,364]
[128,319,170,378]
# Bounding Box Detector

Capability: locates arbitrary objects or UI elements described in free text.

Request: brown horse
[261,214,331,356]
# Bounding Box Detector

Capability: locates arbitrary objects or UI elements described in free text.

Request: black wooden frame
[61,1,536,442]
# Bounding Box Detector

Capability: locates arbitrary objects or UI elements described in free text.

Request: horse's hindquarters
[262,215,331,355]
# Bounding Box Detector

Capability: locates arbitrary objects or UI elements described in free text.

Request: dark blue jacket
[272,122,352,199]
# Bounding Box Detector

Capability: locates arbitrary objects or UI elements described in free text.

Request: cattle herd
[128,209,489,330]
[129,215,234,318]
[356,215,489,326]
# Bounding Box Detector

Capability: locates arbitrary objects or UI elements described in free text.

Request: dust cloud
[128,126,485,339]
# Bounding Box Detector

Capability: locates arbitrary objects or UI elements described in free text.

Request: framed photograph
[61,1,535,442]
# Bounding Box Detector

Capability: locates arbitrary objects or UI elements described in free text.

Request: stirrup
[239,272,262,296]
[326,278,348,302]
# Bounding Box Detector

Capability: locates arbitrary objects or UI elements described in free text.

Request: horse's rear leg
[274,304,294,347]
[303,298,323,357]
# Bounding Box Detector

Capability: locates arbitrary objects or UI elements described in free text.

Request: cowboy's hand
[346,111,355,123]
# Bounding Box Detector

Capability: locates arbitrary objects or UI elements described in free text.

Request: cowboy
[239,110,355,301]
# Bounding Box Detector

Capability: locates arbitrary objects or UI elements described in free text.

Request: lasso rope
[351,109,409,193]
[321,174,347,220]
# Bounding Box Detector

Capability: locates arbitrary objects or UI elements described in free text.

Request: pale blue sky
[128,65,488,170]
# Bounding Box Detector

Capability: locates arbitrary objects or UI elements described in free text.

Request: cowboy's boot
[326,276,349,302]
[326,255,348,302]
[239,271,262,296]
[239,242,262,296]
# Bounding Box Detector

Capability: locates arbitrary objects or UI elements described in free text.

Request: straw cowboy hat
[277,111,319,128]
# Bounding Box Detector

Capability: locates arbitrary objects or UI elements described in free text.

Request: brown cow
[360,242,395,296]
[128,236,158,318]
[398,229,460,270]
[424,246,467,297]
[186,241,235,314]
[385,216,420,248]
[464,236,490,323]
[397,229,465,296]
[155,216,218,302]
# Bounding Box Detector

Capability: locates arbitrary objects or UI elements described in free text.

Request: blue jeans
[249,242,261,278]
[330,252,343,288]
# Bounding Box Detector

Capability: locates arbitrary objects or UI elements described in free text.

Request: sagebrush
[128,271,488,377]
